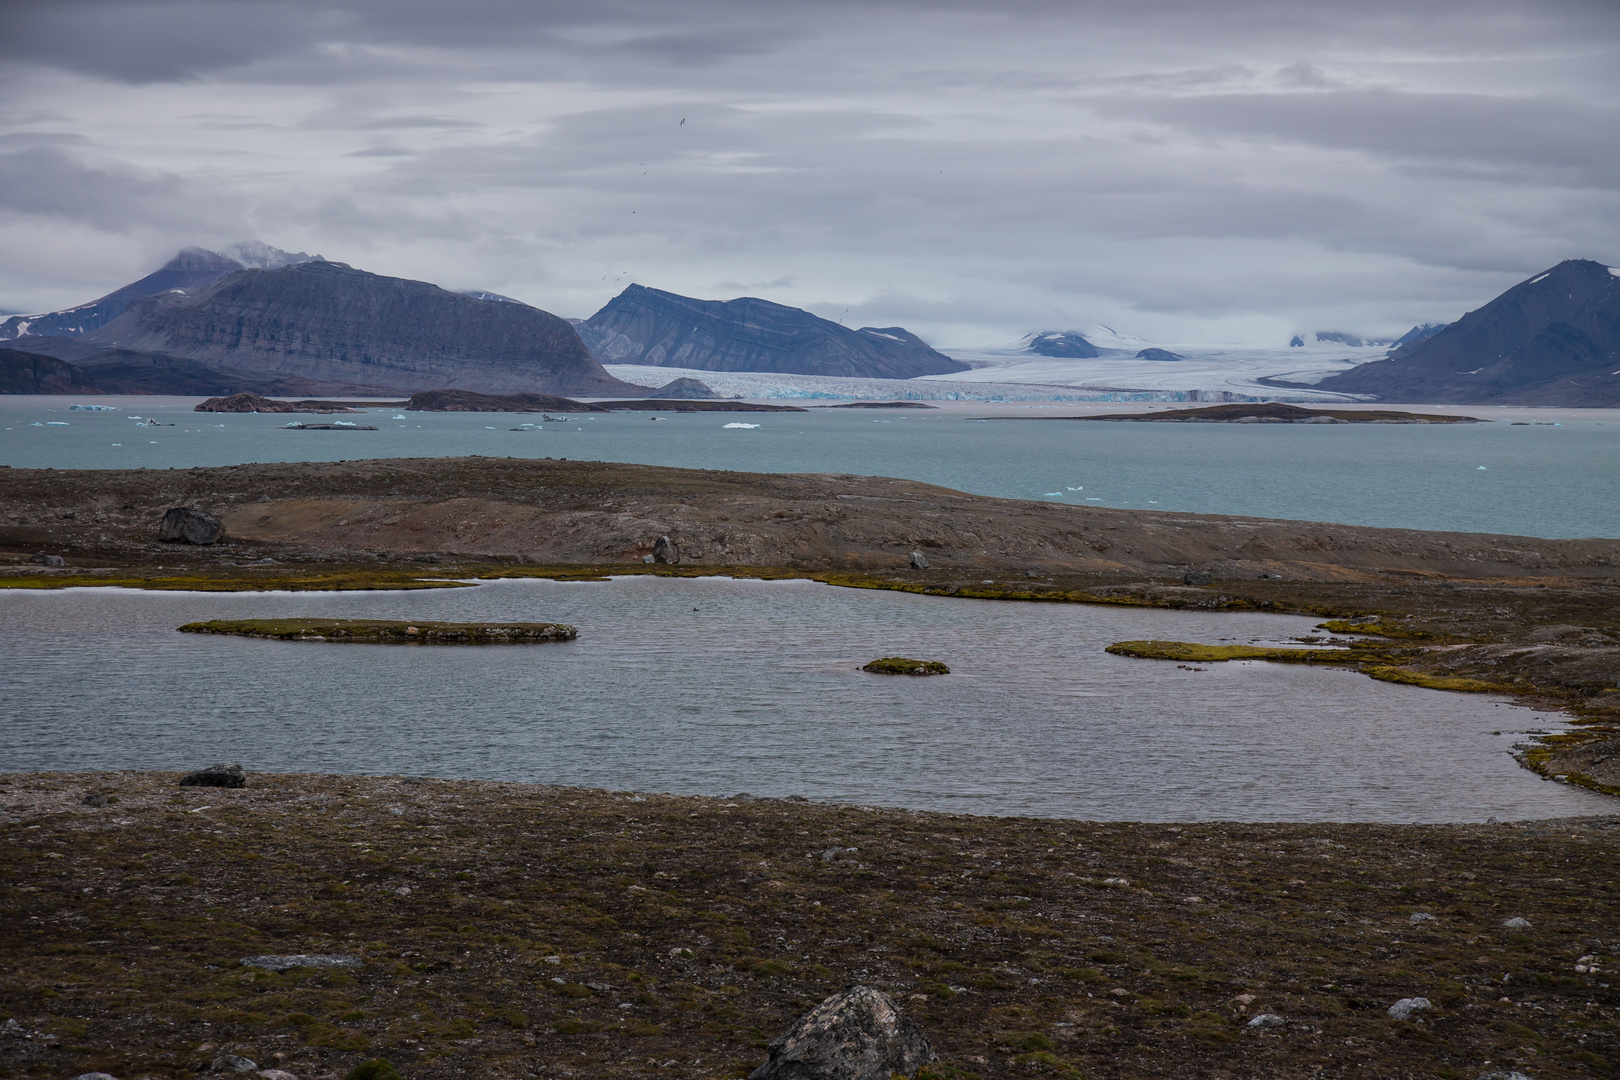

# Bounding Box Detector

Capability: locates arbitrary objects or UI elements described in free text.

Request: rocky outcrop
[749,985,934,1080]
[195,393,360,413]
[650,376,719,399]
[1306,259,1620,405]
[1025,331,1100,358]
[405,389,606,413]
[1135,348,1185,361]
[80,260,646,397]
[580,284,967,378]
[179,763,246,788]
[159,507,226,545]
[652,535,680,564]
[0,349,98,393]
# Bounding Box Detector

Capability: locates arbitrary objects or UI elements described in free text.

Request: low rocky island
[861,656,950,676]
[1030,403,1482,423]
[177,618,577,643]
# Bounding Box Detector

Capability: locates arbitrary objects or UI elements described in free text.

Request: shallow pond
[1,577,1610,822]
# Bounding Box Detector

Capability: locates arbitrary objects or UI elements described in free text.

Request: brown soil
[2,772,1615,1080]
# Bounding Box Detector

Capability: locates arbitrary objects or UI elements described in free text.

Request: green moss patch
[862,657,951,676]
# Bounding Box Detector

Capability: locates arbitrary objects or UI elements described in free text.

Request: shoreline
[2,454,1618,798]
[2,770,1615,1080]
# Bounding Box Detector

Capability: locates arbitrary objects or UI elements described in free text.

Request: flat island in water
[1013,402,1484,423]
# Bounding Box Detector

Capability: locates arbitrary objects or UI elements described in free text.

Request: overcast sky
[1,0,1616,346]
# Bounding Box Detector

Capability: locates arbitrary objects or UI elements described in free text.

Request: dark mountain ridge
[577,284,968,379]
[0,245,311,342]
[1302,259,1620,406]
[77,260,643,397]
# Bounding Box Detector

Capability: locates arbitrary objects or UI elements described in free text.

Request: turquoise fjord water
[3,396,1618,538]
[0,577,1607,823]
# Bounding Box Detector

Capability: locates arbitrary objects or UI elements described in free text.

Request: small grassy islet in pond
[862,656,951,676]
[176,619,577,643]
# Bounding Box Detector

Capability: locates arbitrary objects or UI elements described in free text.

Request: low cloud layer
[1,0,1616,345]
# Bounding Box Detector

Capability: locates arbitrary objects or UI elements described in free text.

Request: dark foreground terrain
[2,773,1616,1080]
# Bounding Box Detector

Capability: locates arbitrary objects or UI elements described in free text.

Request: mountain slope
[578,284,968,378]
[79,261,643,397]
[0,245,311,342]
[1308,259,1620,405]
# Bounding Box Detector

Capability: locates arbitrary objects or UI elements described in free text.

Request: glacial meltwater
[1,576,1608,822]
[2,396,1618,538]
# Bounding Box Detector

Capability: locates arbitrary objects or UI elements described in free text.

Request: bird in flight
[680,118,686,126]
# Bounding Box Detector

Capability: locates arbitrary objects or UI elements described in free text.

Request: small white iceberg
[45,421,69,426]
[333,421,356,427]
[723,422,760,429]
[1044,492,1063,497]
[69,403,115,411]
[1477,465,1487,470]
[30,421,43,426]
[392,414,407,419]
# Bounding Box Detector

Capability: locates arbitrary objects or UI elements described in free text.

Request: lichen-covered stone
[749,985,934,1080]
[179,763,246,789]
[159,506,226,545]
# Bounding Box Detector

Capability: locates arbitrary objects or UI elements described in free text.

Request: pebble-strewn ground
[2,772,1616,1080]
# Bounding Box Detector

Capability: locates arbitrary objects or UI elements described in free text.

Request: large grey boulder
[749,985,935,1080]
[652,535,680,564]
[179,762,246,788]
[209,1054,258,1072]
[159,506,226,545]
[29,553,66,567]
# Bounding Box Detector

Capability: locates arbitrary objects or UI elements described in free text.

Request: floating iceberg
[69,403,115,411]
[392,414,407,419]
[723,422,760,429]
[45,421,68,426]
[1044,492,1063,497]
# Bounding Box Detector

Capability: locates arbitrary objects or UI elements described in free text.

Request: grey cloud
[1092,89,1620,187]
[0,146,244,235]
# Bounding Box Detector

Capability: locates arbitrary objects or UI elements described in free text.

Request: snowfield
[605,339,1383,402]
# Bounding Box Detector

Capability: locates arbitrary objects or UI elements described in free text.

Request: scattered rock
[28,552,66,566]
[81,792,112,807]
[240,954,363,973]
[1387,996,1432,1021]
[159,506,226,545]
[1575,954,1602,973]
[258,1070,300,1080]
[1246,1014,1285,1028]
[1503,917,1532,929]
[652,535,680,564]
[1183,570,1213,585]
[1,1018,23,1037]
[210,1054,258,1073]
[71,1074,121,1080]
[749,985,935,1080]
[1475,1072,1535,1080]
[413,553,442,564]
[861,657,949,676]
[1410,912,1437,923]
[909,550,929,570]
[180,763,246,788]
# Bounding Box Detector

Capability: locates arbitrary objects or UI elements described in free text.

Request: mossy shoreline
[177,618,577,644]
[5,559,1620,796]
